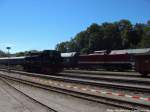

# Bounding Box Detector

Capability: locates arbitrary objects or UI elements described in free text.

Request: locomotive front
[134,54,150,76]
[23,50,63,74]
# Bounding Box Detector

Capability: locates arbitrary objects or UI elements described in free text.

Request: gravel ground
[1,70,150,104]
[60,72,150,82]
[0,79,54,112]
[44,78,150,98]
[7,79,121,112]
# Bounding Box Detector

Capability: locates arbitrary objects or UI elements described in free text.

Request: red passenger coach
[135,54,150,76]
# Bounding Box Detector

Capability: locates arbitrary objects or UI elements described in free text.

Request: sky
[0,0,150,53]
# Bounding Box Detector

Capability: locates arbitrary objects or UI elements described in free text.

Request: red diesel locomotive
[78,53,133,71]
[61,48,150,76]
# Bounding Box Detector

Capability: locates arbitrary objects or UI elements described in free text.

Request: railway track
[3,78,121,112]
[1,69,150,93]
[0,69,150,110]
[56,72,150,92]
[59,72,150,85]
[0,77,58,112]
[64,69,143,77]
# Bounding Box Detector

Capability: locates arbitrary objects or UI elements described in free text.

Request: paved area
[0,79,54,112]
[7,79,120,112]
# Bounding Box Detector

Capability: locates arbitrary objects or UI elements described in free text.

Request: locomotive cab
[135,54,150,76]
[23,50,63,74]
[61,52,79,68]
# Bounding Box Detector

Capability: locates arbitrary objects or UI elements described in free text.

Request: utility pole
[6,47,11,71]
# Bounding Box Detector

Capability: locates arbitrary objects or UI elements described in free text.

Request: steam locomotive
[61,48,150,76]
[0,50,63,74]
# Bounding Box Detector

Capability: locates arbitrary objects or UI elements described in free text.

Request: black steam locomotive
[0,50,63,74]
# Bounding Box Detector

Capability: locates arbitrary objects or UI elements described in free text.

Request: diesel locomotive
[61,48,150,76]
[0,50,63,74]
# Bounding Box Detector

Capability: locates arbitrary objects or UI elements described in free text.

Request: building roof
[94,48,150,55]
[61,52,78,58]
[110,48,150,54]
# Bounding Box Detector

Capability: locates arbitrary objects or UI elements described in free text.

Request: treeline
[14,50,39,57]
[0,50,7,57]
[55,19,150,54]
[0,50,39,57]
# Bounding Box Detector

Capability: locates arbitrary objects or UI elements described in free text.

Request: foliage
[55,19,150,53]
[15,50,39,57]
[0,50,7,57]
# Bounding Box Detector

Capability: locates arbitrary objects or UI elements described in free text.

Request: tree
[55,19,150,53]
[0,50,7,57]
[117,19,133,48]
[87,23,103,52]
[80,48,89,54]
[102,22,122,50]
[74,31,89,51]
[15,50,39,57]
[55,41,69,52]
[15,52,25,57]
[67,39,79,52]
[139,21,150,48]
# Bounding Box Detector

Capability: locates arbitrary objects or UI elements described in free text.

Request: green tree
[87,23,103,52]
[15,50,39,56]
[67,39,79,52]
[131,23,145,47]
[117,19,133,48]
[55,19,150,53]
[55,41,69,52]
[139,21,150,48]
[15,52,25,57]
[0,50,7,57]
[74,31,89,51]
[80,48,89,54]
[102,22,122,50]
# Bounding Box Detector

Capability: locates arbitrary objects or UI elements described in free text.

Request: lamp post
[6,47,11,71]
